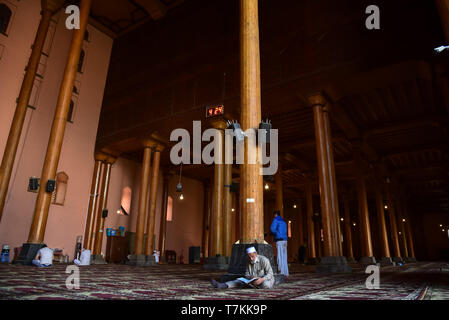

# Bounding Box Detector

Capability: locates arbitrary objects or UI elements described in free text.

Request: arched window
[0,3,12,35]
[77,49,85,73]
[52,172,68,206]
[119,187,132,216]
[67,100,74,122]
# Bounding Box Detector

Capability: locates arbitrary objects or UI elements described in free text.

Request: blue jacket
[270,215,287,241]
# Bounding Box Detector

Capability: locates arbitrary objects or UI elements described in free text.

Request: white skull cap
[246,247,257,254]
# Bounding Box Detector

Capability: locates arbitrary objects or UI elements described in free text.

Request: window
[119,187,131,216]
[288,221,292,238]
[52,172,68,206]
[67,100,74,122]
[77,49,85,73]
[166,196,173,221]
[0,3,12,36]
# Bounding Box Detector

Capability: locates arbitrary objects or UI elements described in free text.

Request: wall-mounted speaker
[45,179,56,193]
[28,177,40,192]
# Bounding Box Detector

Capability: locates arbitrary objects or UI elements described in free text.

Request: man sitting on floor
[74,249,91,266]
[32,245,53,268]
[211,247,275,289]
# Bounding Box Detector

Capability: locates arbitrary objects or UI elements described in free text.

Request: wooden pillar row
[223,163,233,257]
[375,178,393,264]
[274,163,284,218]
[305,179,317,263]
[27,0,93,244]
[342,194,355,261]
[92,156,116,255]
[385,183,402,261]
[202,181,212,258]
[84,152,108,250]
[158,173,170,259]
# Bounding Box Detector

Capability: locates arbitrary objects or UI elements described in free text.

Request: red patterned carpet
[0,262,448,300]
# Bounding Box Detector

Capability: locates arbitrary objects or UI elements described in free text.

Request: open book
[236,277,257,284]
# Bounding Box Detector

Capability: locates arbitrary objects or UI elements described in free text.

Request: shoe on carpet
[211,279,228,289]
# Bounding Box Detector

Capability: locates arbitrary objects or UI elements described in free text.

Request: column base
[220,243,285,286]
[359,256,377,266]
[347,257,357,264]
[316,256,352,273]
[126,254,146,266]
[144,255,158,266]
[91,254,107,265]
[203,256,229,271]
[404,257,417,263]
[13,243,45,266]
[307,257,319,265]
[379,257,395,266]
[392,257,404,264]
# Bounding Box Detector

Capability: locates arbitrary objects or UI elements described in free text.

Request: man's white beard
[250,256,258,265]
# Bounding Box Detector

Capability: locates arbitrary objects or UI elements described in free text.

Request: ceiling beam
[134,0,167,20]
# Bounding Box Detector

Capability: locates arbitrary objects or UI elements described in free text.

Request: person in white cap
[211,246,275,289]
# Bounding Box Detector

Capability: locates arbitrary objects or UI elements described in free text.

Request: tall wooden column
[27,0,92,244]
[145,143,164,256]
[396,196,409,259]
[309,94,337,258]
[375,180,393,265]
[158,173,170,260]
[92,156,115,257]
[83,152,107,250]
[210,123,225,256]
[223,163,233,257]
[305,179,317,264]
[274,163,284,218]
[297,200,304,247]
[134,141,153,256]
[0,1,63,221]
[202,181,211,258]
[342,194,355,262]
[353,148,375,264]
[322,105,342,256]
[239,0,264,244]
[400,191,416,261]
[386,183,402,262]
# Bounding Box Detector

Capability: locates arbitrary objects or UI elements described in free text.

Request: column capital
[41,0,65,13]
[142,139,158,149]
[154,144,165,153]
[307,92,328,108]
[105,156,117,165]
[94,152,109,162]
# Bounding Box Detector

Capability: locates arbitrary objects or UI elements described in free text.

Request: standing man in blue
[270,210,289,277]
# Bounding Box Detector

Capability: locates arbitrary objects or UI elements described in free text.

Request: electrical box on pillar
[45,179,56,193]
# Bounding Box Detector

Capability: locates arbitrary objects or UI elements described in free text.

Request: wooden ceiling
[94,0,449,213]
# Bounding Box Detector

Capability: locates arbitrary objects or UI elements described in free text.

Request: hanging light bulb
[340,218,344,221]
[231,208,235,212]
[264,183,269,190]
[384,205,388,210]
[353,222,356,226]
[179,194,184,200]
[402,218,406,222]
[293,204,297,209]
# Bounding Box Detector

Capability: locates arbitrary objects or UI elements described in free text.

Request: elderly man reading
[211,247,275,289]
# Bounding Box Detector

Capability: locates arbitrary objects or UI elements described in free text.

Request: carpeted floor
[0,261,448,300]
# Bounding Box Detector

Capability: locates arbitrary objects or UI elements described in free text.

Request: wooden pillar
[0,1,62,221]
[211,123,225,256]
[158,173,170,259]
[145,144,164,255]
[202,181,211,258]
[223,163,233,257]
[396,195,409,258]
[400,192,416,259]
[386,183,402,260]
[309,94,336,257]
[342,194,355,260]
[83,152,107,250]
[353,148,375,262]
[239,0,264,244]
[323,105,342,256]
[93,156,115,255]
[297,200,304,247]
[134,142,153,255]
[27,0,92,243]
[375,181,391,260]
[274,163,284,218]
[305,180,317,262]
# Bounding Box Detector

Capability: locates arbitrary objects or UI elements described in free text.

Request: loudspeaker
[46,179,56,193]
[28,177,39,191]
[102,209,108,218]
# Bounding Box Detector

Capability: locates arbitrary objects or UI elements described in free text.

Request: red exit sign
[206,105,224,118]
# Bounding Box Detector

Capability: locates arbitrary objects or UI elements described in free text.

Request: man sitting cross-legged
[211,247,275,289]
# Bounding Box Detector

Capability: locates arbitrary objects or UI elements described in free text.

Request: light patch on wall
[119,186,131,216]
[166,196,173,221]
[288,221,292,238]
